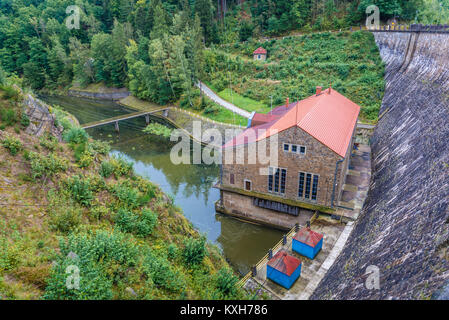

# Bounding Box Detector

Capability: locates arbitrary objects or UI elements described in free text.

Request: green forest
[0,1,447,116]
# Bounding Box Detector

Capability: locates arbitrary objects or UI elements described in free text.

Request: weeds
[2,136,22,155]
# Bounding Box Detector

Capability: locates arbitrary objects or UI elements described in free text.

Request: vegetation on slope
[0,86,245,300]
[205,31,385,122]
[0,1,444,122]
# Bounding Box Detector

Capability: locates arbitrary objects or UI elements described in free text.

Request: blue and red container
[266,250,302,289]
[292,227,324,259]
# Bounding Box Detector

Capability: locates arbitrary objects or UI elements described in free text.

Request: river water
[43,95,283,275]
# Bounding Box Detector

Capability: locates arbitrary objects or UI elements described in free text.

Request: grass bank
[205,31,385,122]
[0,86,247,300]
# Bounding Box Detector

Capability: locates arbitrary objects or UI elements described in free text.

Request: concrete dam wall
[311,32,449,299]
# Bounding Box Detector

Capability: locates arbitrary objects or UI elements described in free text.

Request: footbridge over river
[82,108,169,132]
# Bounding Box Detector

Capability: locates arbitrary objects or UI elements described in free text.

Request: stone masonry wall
[221,126,348,207]
[312,32,449,300]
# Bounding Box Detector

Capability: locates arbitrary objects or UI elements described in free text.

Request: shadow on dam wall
[311,32,449,300]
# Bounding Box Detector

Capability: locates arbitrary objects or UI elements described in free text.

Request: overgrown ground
[0,86,247,300]
[205,31,385,122]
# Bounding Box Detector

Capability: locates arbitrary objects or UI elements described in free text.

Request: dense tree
[0,0,441,102]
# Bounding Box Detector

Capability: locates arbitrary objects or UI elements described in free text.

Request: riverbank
[0,86,250,299]
[39,94,286,277]
[68,83,130,101]
[118,95,245,148]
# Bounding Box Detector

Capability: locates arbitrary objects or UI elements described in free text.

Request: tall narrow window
[268,167,273,192]
[298,172,305,197]
[312,175,319,200]
[283,144,289,152]
[291,145,297,153]
[300,146,306,154]
[274,168,280,193]
[305,173,312,199]
[280,169,287,194]
[230,173,234,185]
[245,180,252,191]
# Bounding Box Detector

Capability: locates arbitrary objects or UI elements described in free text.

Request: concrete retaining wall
[312,32,449,300]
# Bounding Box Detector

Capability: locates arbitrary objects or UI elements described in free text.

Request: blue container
[266,250,302,289]
[267,263,302,289]
[292,237,323,259]
[292,227,324,260]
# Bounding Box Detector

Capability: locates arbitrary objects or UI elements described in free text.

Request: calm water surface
[43,95,283,275]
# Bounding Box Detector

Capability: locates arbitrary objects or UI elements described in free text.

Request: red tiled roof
[223,88,360,157]
[253,47,267,54]
[294,227,324,248]
[267,250,301,276]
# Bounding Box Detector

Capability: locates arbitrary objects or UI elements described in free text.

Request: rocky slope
[312,31,449,300]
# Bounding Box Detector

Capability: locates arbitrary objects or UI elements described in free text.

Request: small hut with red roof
[253,47,267,61]
[293,226,324,259]
[267,249,302,289]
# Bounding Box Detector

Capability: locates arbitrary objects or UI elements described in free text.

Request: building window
[230,173,234,184]
[269,167,287,195]
[298,172,319,201]
[274,169,280,193]
[285,144,306,155]
[268,167,273,192]
[312,175,319,200]
[298,172,305,197]
[305,173,312,199]
[258,54,261,59]
[245,180,252,191]
[280,169,286,194]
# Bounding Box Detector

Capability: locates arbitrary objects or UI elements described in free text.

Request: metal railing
[236,222,301,288]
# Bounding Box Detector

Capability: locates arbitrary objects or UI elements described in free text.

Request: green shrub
[0,236,21,271]
[182,236,206,266]
[167,243,179,260]
[214,267,238,297]
[0,108,18,126]
[65,175,93,207]
[143,252,185,291]
[0,85,20,101]
[115,208,157,237]
[0,67,6,85]
[39,134,58,151]
[63,127,89,144]
[112,183,140,209]
[109,156,134,178]
[44,230,140,300]
[27,151,68,180]
[2,136,22,155]
[142,122,173,138]
[88,140,110,155]
[99,160,114,178]
[20,113,30,128]
[47,189,82,233]
[78,150,94,168]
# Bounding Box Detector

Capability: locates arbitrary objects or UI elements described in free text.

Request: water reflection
[42,95,283,275]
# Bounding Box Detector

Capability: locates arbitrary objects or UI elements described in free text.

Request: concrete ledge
[216,185,337,214]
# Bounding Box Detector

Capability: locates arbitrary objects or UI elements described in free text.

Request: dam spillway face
[312,32,449,300]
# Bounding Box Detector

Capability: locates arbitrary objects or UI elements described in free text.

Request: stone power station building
[216,87,360,228]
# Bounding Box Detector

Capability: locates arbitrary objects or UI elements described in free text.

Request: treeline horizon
[0,0,447,105]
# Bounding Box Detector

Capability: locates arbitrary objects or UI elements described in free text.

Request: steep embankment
[312,32,449,300]
[0,87,243,300]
